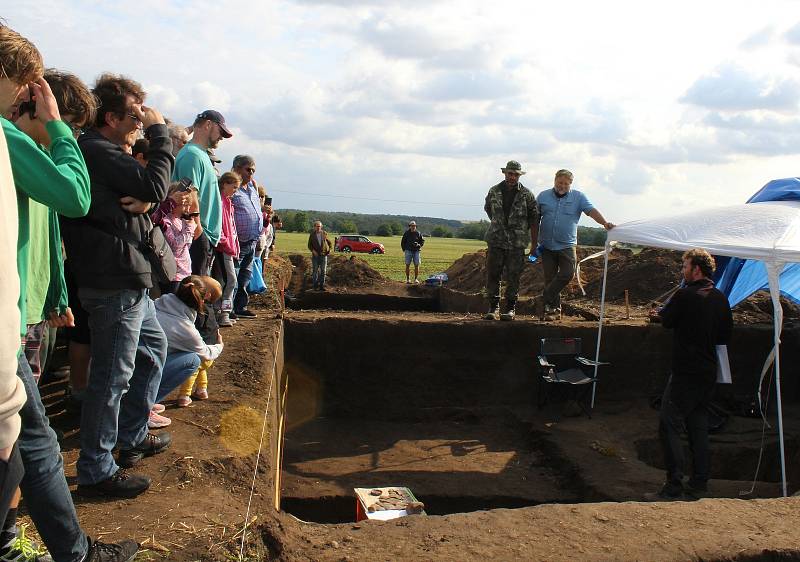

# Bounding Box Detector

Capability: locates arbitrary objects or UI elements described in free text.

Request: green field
[274,232,487,281]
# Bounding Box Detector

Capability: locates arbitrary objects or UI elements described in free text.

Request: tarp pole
[591,242,611,409]
[766,262,787,497]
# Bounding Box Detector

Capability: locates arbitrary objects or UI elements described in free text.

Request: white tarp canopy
[592,200,800,496]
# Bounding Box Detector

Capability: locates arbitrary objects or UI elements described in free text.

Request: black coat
[401,230,425,252]
[62,124,173,289]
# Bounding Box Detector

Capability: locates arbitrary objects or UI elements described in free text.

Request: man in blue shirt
[536,169,614,320]
[231,155,263,318]
[173,110,232,275]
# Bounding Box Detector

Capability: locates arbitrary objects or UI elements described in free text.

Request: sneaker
[85,536,138,562]
[413,279,419,284]
[217,311,234,327]
[77,470,151,498]
[151,403,165,414]
[228,311,238,320]
[147,411,171,429]
[193,388,208,400]
[117,432,172,469]
[0,524,52,561]
[176,395,192,408]
[235,309,257,319]
[484,301,500,321]
[684,481,708,501]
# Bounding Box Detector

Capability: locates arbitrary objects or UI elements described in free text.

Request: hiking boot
[147,411,171,430]
[0,524,52,561]
[117,432,172,469]
[217,311,234,327]
[235,309,257,319]
[484,300,500,320]
[644,481,684,502]
[77,470,151,498]
[684,481,709,501]
[85,537,138,562]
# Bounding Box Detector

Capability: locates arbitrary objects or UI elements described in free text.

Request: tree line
[276,209,607,244]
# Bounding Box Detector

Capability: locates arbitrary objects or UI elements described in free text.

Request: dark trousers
[658,372,716,488]
[486,246,525,304]
[190,231,213,276]
[0,444,22,533]
[233,239,257,313]
[541,246,577,310]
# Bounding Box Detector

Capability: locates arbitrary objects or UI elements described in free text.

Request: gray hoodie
[154,293,223,361]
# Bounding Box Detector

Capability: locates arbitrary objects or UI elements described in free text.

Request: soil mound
[326,254,386,288]
[733,291,800,324]
[443,247,683,303]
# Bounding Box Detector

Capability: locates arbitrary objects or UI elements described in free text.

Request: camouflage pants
[486,246,526,303]
[541,246,577,310]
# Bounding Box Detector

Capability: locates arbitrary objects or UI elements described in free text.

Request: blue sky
[5,1,800,223]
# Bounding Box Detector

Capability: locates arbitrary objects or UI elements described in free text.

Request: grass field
[274,232,487,281]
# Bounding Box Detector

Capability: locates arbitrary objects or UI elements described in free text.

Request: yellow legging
[178,359,213,396]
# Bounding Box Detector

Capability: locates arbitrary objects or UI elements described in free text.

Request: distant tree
[340,220,358,233]
[390,222,404,235]
[458,220,490,240]
[577,226,607,247]
[375,223,393,236]
[431,226,452,238]
[292,211,310,232]
[359,229,370,236]
[444,230,454,238]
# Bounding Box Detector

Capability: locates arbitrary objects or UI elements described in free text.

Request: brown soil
[16,252,800,561]
[443,247,800,323]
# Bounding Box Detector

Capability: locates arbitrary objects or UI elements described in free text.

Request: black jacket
[401,230,425,252]
[659,278,733,375]
[62,124,173,289]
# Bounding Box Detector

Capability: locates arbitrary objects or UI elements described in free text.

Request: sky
[5,1,800,225]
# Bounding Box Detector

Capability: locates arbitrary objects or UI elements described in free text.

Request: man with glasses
[483,160,539,321]
[230,155,263,318]
[174,110,232,275]
[61,73,174,503]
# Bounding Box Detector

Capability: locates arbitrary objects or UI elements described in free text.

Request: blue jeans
[156,351,201,403]
[17,356,87,561]
[233,239,257,313]
[311,255,327,288]
[77,288,167,485]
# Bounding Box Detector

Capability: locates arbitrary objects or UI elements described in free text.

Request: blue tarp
[714,177,800,306]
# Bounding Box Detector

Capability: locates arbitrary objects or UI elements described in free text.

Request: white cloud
[681,63,800,112]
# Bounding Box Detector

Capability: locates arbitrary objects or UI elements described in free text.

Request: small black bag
[88,217,177,285]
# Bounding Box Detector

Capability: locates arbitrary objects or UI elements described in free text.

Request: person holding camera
[401,221,425,284]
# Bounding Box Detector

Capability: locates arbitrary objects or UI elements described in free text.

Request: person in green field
[401,220,425,283]
[483,160,539,321]
[308,221,333,291]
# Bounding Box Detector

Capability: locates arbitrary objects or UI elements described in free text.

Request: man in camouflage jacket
[483,160,539,320]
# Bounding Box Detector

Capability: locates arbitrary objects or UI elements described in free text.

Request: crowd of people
[0,23,284,561]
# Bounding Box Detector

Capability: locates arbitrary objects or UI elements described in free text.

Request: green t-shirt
[173,143,221,246]
[25,200,50,325]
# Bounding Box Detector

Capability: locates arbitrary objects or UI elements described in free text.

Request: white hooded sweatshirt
[154,293,223,361]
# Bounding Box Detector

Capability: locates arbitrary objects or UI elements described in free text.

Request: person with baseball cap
[401,221,425,283]
[173,109,233,275]
[483,160,539,321]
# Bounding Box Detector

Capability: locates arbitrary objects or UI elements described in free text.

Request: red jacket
[216,194,239,257]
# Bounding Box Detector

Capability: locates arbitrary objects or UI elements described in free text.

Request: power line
[268,188,482,207]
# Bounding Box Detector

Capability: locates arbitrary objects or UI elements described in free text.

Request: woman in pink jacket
[215,171,240,326]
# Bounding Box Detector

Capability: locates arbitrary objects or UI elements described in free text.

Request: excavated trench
[278,295,800,524]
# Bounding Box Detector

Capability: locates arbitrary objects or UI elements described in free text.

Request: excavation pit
[279,311,800,524]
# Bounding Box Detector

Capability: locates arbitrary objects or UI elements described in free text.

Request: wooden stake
[625,289,630,319]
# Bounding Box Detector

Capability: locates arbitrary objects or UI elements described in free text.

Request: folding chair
[537,337,609,418]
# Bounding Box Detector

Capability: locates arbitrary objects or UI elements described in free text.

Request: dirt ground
[18,251,800,561]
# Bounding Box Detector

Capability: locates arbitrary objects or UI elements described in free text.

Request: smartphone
[265,196,273,205]
[17,86,36,120]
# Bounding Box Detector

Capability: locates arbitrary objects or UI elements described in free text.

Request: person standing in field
[535,169,614,321]
[483,160,539,321]
[307,221,332,291]
[401,221,425,283]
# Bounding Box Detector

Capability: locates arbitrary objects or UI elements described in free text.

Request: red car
[334,234,385,254]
